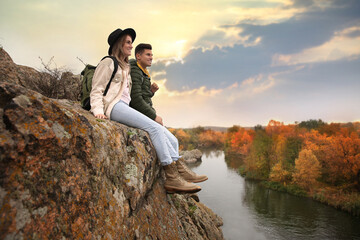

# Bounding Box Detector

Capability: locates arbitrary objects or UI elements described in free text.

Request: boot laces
[179,160,191,171]
[172,164,188,184]
[179,160,197,177]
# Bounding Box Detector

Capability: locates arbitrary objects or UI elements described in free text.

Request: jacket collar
[136,61,151,78]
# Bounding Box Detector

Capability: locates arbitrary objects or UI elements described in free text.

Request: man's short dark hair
[135,43,152,56]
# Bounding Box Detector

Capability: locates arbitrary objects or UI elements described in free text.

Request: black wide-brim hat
[108,28,136,55]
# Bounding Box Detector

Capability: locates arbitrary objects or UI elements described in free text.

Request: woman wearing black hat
[90,28,204,193]
[90,28,136,118]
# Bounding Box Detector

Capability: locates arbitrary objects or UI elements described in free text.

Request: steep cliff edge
[0,49,223,239]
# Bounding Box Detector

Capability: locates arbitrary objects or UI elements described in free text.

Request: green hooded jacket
[129,59,156,120]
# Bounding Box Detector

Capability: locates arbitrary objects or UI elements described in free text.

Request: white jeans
[110,101,180,166]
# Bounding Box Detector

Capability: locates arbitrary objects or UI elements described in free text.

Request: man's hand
[150,82,159,94]
[95,114,108,119]
[155,115,163,125]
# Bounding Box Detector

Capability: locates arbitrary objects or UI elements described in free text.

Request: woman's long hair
[111,34,130,70]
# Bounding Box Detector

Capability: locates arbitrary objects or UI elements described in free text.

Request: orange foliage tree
[265,120,296,137]
[168,128,191,150]
[269,162,291,183]
[292,149,321,190]
[328,130,360,184]
[229,128,254,156]
[303,129,360,185]
[225,125,241,149]
[198,130,225,148]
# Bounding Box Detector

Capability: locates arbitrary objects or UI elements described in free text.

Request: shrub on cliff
[26,57,82,101]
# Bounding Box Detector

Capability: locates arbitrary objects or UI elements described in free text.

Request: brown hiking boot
[176,158,208,183]
[163,162,201,193]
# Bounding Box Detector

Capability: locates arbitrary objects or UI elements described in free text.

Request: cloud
[153,0,360,92]
[194,27,262,51]
[272,26,360,65]
[225,0,360,56]
[152,43,272,91]
[152,57,360,127]
[232,0,286,8]
[154,79,223,98]
[149,0,360,127]
[241,74,275,94]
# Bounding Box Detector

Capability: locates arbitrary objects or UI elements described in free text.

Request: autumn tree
[263,120,299,172]
[270,162,291,184]
[245,129,273,179]
[172,129,191,150]
[319,122,341,136]
[198,130,225,148]
[327,130,360,185]
[271,134,286,167]
[229,128,254,156]
[225,125,241,150]
[265,120,284,136]
[227,125,241,134]
[292,149,321,191]
[303,129,360,185]
[302,130,335,182]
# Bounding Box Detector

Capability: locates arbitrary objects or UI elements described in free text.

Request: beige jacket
[90,58,132,118]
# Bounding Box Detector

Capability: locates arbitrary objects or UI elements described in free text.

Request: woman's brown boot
[176,158,208,183]
[163,162,201,193]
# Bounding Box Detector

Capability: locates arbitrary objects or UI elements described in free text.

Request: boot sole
[192,177,208,183]
[165,186,201,194]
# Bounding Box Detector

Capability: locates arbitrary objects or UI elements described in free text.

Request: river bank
[237,167,360,217]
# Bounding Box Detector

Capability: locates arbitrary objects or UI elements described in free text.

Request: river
[191,150,360,240]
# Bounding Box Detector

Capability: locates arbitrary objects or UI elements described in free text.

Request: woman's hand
[95,114,108,119]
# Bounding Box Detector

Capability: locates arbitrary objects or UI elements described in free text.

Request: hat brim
[108,28,136,55]
[122,28,136,42]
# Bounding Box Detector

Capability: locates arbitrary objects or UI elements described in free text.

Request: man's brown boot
[176,158,208,183]
[163,162,201,193]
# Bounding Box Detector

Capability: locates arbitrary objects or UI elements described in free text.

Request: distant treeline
[168,126,225,150]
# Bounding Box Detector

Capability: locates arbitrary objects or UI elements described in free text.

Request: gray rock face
[181,149,203,163]
[0,49,223,239]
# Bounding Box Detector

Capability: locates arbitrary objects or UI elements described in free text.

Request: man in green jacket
[130,43,208,184]
[129,43,163,125]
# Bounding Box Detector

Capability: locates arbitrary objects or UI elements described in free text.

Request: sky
[1,0,359,128]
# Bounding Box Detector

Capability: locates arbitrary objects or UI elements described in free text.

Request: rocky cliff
[0,48,223,239]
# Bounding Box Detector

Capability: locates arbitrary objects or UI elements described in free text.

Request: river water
[191,150,360,240]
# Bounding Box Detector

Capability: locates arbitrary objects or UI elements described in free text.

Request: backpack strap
[101,56,119,96]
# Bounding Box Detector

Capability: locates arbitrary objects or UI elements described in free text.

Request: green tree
[298,119,326,130]
[254,124,264,132]
[283,136,303,170]
[245,130,273,179]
